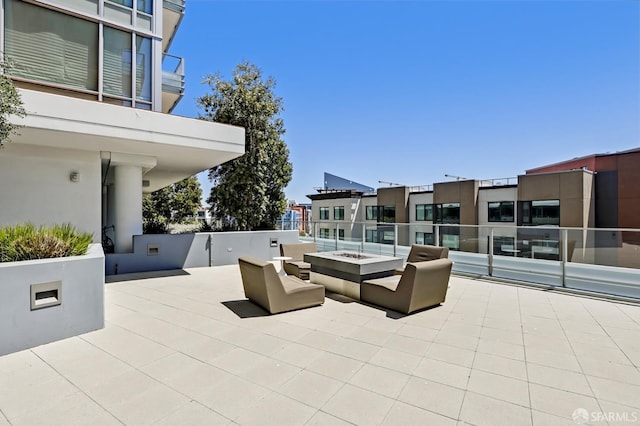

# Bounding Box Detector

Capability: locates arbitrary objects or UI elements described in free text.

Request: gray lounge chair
[361,258,453,314]
[279,242,317,280]
[395,244,449,275]
[238,256,324,314]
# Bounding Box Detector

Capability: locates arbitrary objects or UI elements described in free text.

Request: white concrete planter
[0,244,104,356]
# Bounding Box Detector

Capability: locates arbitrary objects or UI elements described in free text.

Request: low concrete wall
[105,230,300,275]
[0,244,104,356]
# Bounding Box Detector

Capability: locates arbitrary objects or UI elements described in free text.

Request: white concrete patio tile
[345,325,394,346]
[467,370,530,407]
[234,392,316,426]
[382,333,430,356]
[523,333,574,355]
[81,324,175,368]
[382,401,457,426]
[195,375,270,420]
[0,375,79,423]
[396,323,439,342]
[270,341,325,368]
[348,364,410,398]
[235,332,289,356]
[578,356,640,386]
[472,352,528,381]
[434,330,479,351]
[572,341,634,366]
[298,330,342,351]
[413,357,471,389]
[0,348,61,380]
[531,410,583,426]
[527,363,593,396]
[322,383,395,425]
[329,336,381,362]
[253,321,314,342]
[105,381,190,425]
[368,347,423,374]
[306,352,364,381]
[525,347,582,372]
[479,326,524,346]
[140,352,233,398]
[459,392,532,426]
[278,370,343,408]
[586,375,640,408]
[596,400,640,425]
[9,391,120,426]
[426,342,476,368]
[207,347,270,375]
[305,411,353,425]
[0,413,9,426]
[476,338,525,361]
[398,376,465,419]
[154,401,231,425]
[178,336,236,365]
[364,317,406,333]
[238,357,301,390]
[529,383,601,421]
[481,316,524,332]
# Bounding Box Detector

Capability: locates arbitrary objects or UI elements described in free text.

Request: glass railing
[161,54,184,94]
[163,0,185,13]
[275,220,640,300]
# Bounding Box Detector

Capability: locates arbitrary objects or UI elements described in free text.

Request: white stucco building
[1,0,244,252]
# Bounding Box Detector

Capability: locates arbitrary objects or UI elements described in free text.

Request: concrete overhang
[12,89,245,191]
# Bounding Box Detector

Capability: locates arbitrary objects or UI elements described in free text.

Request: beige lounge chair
[238,256,324,314]
[395,244,449,275]
[279,242,317,279]
[361,258,453,314]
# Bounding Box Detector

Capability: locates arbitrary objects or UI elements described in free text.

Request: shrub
[0,223,93,262]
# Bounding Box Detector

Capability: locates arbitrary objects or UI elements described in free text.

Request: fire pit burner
[334,252,372,260]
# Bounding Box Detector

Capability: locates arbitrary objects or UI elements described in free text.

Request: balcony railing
[162,54,184,94]
[163,0,185,14]
[277,220,640,301]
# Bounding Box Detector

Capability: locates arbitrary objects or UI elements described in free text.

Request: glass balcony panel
[161,54,184,94]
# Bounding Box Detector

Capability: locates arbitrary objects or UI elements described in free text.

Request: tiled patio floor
[2,265,640,425]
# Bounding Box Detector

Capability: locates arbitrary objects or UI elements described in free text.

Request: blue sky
[171,0,640,204]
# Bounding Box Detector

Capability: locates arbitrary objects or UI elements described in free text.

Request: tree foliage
[0,59,26,148]
[142,176,202,233]
[198,61,292,231]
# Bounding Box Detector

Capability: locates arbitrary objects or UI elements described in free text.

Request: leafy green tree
[171,175,202,222]
[198,61,292,231]
[0,59,26,148]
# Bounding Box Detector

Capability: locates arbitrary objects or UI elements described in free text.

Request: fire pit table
[303,251,403,300]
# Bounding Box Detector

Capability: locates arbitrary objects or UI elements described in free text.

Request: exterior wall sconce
[70,171,80,182]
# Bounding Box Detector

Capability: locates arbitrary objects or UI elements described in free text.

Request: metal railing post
[489,227,494,276]
[361,222,365,253]
[435,224,440,247]
[562,228,568,287]
[393,224,398,256]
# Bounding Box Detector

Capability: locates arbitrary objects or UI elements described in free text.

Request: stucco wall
[0,145,101,242]
[0,244,104,356]
[105,230,300,275]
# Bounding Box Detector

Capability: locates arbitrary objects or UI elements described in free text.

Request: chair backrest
[406,244,449,263]
[280,242,317,261]
[397,258,453,312]
[238,256,285,310]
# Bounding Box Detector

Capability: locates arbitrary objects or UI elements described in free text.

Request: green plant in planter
[0,224,93,262]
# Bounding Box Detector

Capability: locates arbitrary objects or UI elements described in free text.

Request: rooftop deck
[2,265,639,425]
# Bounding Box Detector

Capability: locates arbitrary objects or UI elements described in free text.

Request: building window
[488,201,514,222]
[5,0,99,91]
[319,228,329,238]
[416,204,434,221]
[319,207,329,220]
[520,200,560,226]
[366,206,377,221]
[415,232,434,245]
[365,228,377,242]
[332,229,345,240]
[382,206,395,223]
[436,203,460,224]
[334,206,345,221]
[441,233,460,250]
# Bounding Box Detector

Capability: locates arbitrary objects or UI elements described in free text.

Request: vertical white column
[114,164,143,253]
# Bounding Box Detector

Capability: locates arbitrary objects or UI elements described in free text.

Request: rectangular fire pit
[304,251,402,300]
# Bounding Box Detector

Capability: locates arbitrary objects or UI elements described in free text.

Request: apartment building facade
[1,0,245,252]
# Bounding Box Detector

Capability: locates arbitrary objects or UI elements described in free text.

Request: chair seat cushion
[281,275,323,294]
[286,260,311,269]
[362,275,401,292]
